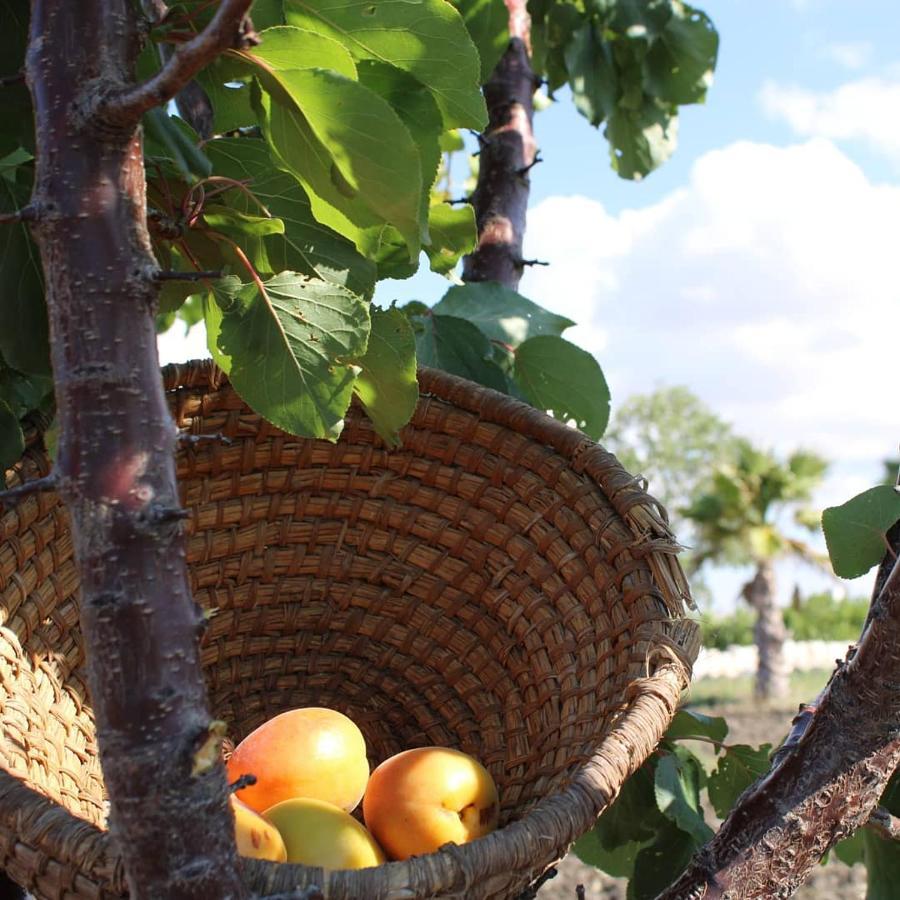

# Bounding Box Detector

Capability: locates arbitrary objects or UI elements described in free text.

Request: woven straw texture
[0,362,698,899]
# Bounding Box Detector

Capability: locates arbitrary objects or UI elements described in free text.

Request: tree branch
[868,806,900,842]
[658,549,900,899]
[100,0,255,126]
[0,475,58,509]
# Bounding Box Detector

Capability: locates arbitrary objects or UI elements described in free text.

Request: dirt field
[538,691,867,898]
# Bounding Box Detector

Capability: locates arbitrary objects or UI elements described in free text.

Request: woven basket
[0,362,698,899]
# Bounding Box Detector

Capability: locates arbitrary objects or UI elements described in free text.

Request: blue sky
[159,0,900,612]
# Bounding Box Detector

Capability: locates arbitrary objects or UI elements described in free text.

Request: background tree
[684,440,828,699]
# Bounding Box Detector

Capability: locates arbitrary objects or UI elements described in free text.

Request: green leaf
[605,98,679,180]
[644,3,718,105]
[629,822,698,900]
[0,1,33,156]
[248,25,358,76]
[449,0,509,82]
[143,109,212,180]
[834,828,865,867]
[195,56,259,134]
[665,709,728,746]
[252,0,286,29]
[210,271,370,440]
[0,155,49,376]
[514,335,610,438]
[201,204,285,276]
[284,0,487,130]
[413,313,508,393]
[357,60,444,205]
[253,65,424,257]
[572,831,646,879]
[0,398,25,487]
[352,307,418,446]
[565,22,618,126]
[575,764,669,853]
[708,743,772,819]
[433,283,574,347]
[822,485,900,579]
[654,747,714,844]
[425,203,477,275]
[204,138,376,300]
[864,829,900,900]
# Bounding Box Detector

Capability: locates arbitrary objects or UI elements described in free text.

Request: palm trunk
[743,561,788,700]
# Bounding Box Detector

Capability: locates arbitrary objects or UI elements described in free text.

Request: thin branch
[443,196,472,206]
[517,153,543,176]
[100,0,256,125]
[155,269,222,281]
[0,206,36,225]
[0,474,58,509]
[868,806,900,842]
[517,258,550,268]
[0,70,24,88]
[177,432,233,446]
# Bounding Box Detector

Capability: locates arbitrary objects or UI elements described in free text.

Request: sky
[159,0,900,612]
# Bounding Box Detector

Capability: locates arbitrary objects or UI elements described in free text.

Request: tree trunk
[742,561,788,701]
[658,554,900,899]
[462,0,537,290]
[23,1,248,896]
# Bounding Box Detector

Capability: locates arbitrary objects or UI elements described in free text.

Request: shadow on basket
[0,363,698,899]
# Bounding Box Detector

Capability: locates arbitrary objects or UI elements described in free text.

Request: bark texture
[24,1,249,896]
[462,0,537,290]
[741,562,788,700]
[658,553,900,899]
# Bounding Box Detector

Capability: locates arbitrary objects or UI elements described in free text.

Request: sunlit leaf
[822,485,900,579]
[352,306,418,446]
[707,743,772,819]
[425,204,477,275]
[654,747,714,844]
[284,0,487,129]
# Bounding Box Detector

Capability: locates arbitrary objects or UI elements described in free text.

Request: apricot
[227,707,369,814]
[264,797,385,870]
[362,746,499,860]
[231,795,286,862]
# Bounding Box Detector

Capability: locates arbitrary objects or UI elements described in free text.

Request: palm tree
[683,440,828,700]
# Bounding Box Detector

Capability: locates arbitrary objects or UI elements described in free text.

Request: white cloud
[819,41,873,71]
[521,137,900,470]
[759,77,900,164]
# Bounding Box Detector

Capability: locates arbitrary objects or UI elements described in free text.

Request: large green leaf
[822,485,900,579]
[629,822,698,900]
[143,109,212,180]
[864,830,900,900]
[248,25,358,76]
[413,312,508,393]
[565,22,618,126]
[210,271,370,439]
[352,307,418,446]
[654,747,714,845]
[253,65,424,257]
[0,398,25,487]
[707,743,772,819]
[834,828,865,867]
[284,0,487,129]
[204,138,376,299]
[424,203,477,275]
[450,0,509,82]
[433,283,574,347]
[0,1,33,156]
[644,3,718,105]
[0,154,49,375]
[605,98,679,180]
[356,60,444,205]
[665,709,728,746]
[514,335,610,438]
[195,56,259,134]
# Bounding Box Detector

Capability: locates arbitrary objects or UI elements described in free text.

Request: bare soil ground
[538,702,867,899]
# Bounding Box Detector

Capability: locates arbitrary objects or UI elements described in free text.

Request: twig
[517,258,550,268]
[517,153,543,176]
[0,206,36,225]
[99,0,256,125]
[443,197,472,206]
[156,269,222,281]
[514,866,558,899]
[868,806,900,841]
[178,433,233,446]
[0,70,24,88]
[228,773,257,795]
[0,475,58,509]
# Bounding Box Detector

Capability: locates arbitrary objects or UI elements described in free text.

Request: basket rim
[3,360,699,898]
